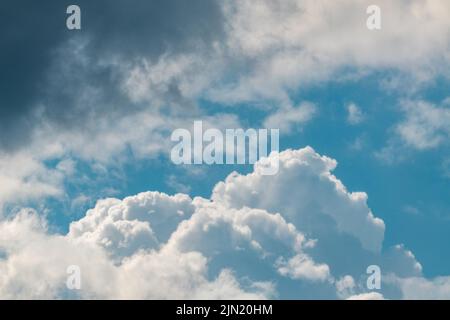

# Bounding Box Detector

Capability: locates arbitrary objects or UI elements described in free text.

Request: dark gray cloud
[0,0,224,151]
[0,1,68,149]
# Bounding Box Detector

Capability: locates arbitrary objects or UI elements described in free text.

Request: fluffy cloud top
[0,147,437,299]
[212,147,385,252]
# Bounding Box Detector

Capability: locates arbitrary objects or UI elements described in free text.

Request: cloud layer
[1,0,449,208]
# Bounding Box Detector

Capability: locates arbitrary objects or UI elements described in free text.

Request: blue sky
[0,0,449,299]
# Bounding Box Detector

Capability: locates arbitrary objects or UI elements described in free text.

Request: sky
[0,0,449,299]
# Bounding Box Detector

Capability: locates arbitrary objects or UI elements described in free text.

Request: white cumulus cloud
[0,147,441,299]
